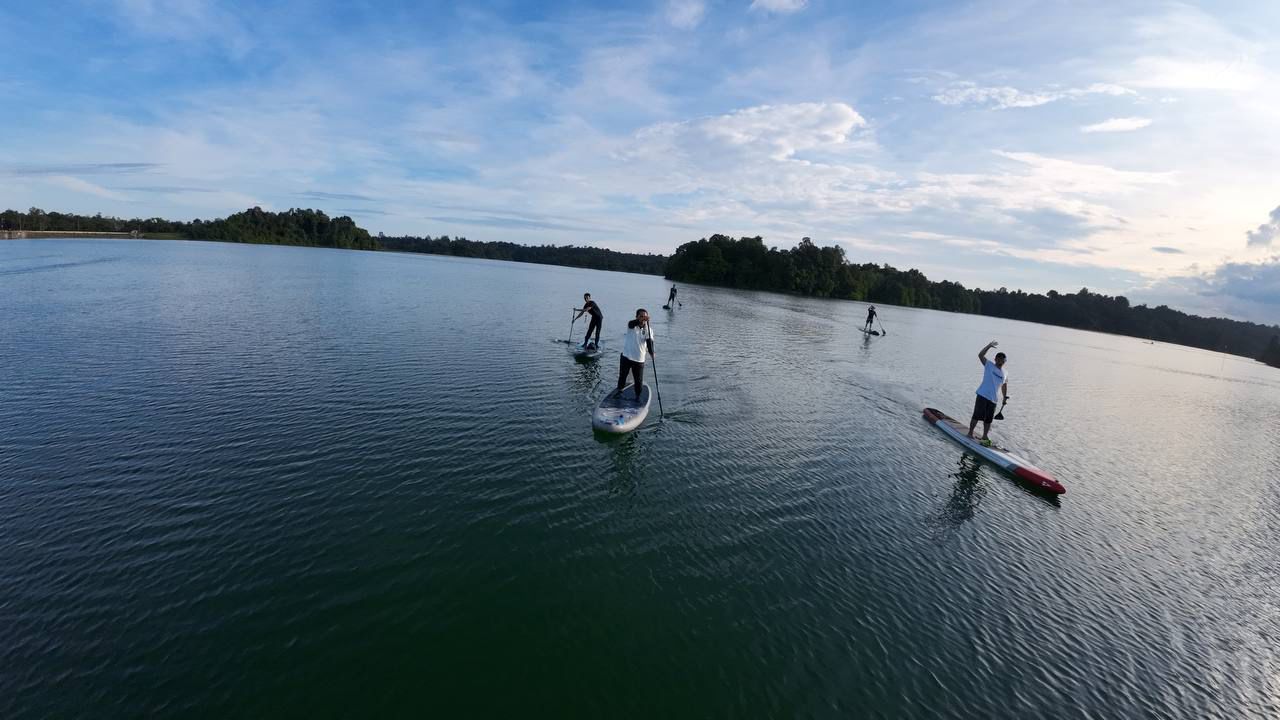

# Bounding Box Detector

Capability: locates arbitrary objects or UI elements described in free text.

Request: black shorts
[972,395,997,424]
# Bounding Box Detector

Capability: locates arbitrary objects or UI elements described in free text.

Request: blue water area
[2,238,1278,717]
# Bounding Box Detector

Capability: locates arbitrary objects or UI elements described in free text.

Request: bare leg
[981,421,991,440]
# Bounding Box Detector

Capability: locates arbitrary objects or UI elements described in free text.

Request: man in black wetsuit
[864,305,877,331]
[667,285,678,306]
[575,293,603,348]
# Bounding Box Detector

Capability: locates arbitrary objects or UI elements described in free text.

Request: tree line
[2,207,663,272]
[377,234,666,274]
[2,207,375,249]
[665,234,1280,368]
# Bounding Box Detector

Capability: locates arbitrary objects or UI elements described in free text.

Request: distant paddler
[667,284,678,308]
[617,308,655,401]
[574,293,603,349]
[864,305,878,332]
[968,340,1009,447]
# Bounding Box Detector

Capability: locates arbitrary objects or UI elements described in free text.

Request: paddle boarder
[864,305,877,332]
[967,340,1008,446]
[617,308,654,402]
[575,293,603,349]
[667,284,678,307]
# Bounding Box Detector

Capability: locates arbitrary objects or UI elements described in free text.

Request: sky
[3,0,1279,322]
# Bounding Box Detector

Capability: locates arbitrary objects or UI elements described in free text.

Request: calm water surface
[2,239,1278,718]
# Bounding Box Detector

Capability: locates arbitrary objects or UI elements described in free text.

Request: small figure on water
[968,340,1008,446]
[575,293,603,349]
[668,284,678,306]
[864,305,877,332]
[617,308,655,401]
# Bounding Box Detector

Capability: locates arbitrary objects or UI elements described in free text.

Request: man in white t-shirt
[616,308,655,402]
[967,340,1008,446]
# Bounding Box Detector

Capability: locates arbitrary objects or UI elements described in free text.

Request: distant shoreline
[1,230,183,240]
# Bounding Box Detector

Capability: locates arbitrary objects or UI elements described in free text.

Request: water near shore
[2,238,1278,718]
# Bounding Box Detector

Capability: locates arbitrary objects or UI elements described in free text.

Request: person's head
[995,352,1007,367]
[583,293,591,301]
[636,308,649,323]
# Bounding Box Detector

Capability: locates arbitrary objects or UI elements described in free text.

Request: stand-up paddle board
[860,328,881,336]
[592,384,651,433]
[922,407,1065,494]
[571,341,602,360]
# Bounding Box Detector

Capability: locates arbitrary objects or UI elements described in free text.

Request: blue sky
[4,0,1279,322]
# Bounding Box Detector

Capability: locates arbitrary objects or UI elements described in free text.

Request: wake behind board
[592,383,651,433]
[571,341,602,360]
[922,407,1065,494]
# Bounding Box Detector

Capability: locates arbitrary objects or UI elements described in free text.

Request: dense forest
[378,234,666,274]
[666,234,1280,367]
[1,207,375,249]
[2,207,662,272]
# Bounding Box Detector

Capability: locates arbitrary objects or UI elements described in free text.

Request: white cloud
[932,83,1058,109]
[932,81,1136,110]
[48,176,131,201]
[1127,56,1263,92]
[1117,6,1265,92]
[110,0,253,56]
[1081,117,1152,133]
[666,0,706,29]
[1246,206,1280,248]
[749,0,808,14]
[626,102,868,163]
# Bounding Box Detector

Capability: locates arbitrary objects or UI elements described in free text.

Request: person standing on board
[575,293,603,349]
[617,308,654,402]
[967,340,1008,446]
[667,284,678,306]
[864,305,878,331]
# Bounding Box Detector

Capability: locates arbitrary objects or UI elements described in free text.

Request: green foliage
[192,207,376,250]
[2,207,376,250]
[666,234,1280,362]
[378,234,666,275]
[1261,336,1280,368]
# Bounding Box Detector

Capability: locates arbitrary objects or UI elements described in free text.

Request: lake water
[2,238,1278,718]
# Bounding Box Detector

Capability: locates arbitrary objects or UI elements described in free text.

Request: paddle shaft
[647,325,664,418]
[878,317,887,335]
[569,308,577,343]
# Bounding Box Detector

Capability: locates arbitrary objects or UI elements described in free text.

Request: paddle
[878,317,887,336]
[566,308,578,344]
[994,397,1007,421]
[647,324,664,419]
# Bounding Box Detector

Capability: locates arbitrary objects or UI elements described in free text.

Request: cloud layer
[1246,206,1280,248]
[5,0,1280,321]
[1081,117,1152,133]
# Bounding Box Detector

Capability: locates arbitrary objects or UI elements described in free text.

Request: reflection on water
[938,453,986,529]
[1,239,1278,719]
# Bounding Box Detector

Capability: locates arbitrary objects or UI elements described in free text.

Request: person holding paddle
[967,340,1008,446]
[667,285,678,307]
[864,305,877,332]
[616,308,654,402]
[574,293,603,349]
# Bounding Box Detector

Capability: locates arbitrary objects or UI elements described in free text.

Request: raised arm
[978,340,997,367]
